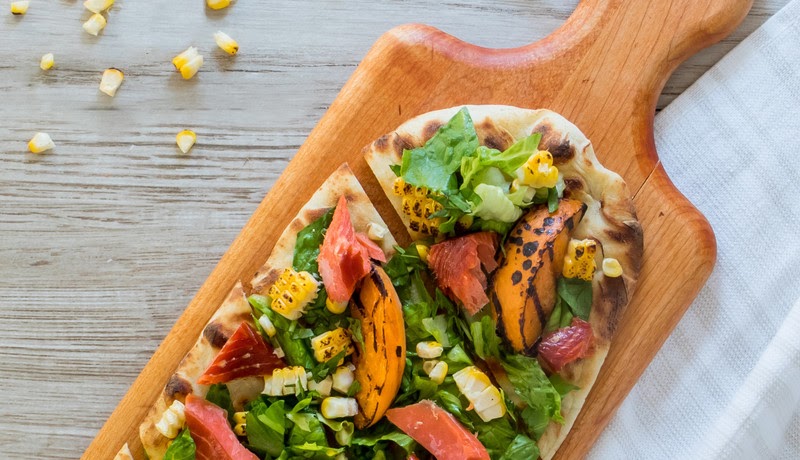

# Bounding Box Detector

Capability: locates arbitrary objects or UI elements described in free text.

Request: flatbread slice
[138,163,396,460]
[364,105,643,459]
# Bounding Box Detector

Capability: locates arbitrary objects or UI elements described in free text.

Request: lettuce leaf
[245,399,286,457]
[475,416,517,458]
[249,295,315,369]
[317,415,354,446]
[544,296,574,333]
[557,276,593,321]
[470,315,502,360]
[422,315,451,347]
[434,389,474,429]
[351,421,415,453]
[205,384,235,425]
[499,434,540,460]
[163,428,196,460]
[287,412,330,458]
[502,353,565,437]
[285,443,343,459]
[491,133,543,175]
[400,107,478,192]
[292,207,335,275]
[471,183,522,223]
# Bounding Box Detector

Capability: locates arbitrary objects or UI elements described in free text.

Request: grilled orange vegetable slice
[351,265,406,428]
[490,199,587,354]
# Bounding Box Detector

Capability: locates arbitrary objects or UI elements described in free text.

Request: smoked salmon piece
[184,394,258,460]
[427,231,499,314]
[198,322,284,385]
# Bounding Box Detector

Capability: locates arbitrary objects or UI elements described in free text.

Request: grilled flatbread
[138,164,397,460]
[365,105,643,459]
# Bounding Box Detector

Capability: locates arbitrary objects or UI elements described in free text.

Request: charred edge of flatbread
[250,163,397,295]
[362,105,644,459]
[139,283,252,460]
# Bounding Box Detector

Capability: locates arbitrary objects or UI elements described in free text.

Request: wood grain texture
[0,1,787,459]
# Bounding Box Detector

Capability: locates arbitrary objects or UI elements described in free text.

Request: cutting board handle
[549,0,752,87]
[398,0,752,186]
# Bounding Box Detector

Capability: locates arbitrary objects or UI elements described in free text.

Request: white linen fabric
[590,1,800,459]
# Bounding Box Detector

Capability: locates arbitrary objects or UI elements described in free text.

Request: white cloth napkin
[590,1,800,459]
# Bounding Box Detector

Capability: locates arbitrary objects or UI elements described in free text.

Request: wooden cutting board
[84,0,752,458]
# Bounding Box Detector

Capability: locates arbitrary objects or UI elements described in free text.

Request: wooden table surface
[0,1,787,458]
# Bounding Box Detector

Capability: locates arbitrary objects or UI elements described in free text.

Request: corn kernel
[366,222,388,241]
[10,1,28,15]
[257,314,276,337]
[562,238,598,281]
[28,133,55,154]
[321,397,358,419]
[83,0,114,13]
[40,53,54,71]
[233,411,247,436]
[392,177,443,236]
[154,400,185,439]
[267,268,319,320]
[602,257,623,278]
[310,328,354,363]
[518,150,559,189]
[426,361,448,384]
[326,298,348,315]
[207,0,231,10]
[416,341,443,359]
[214,31,239,55]
[309,375,333,396]
[176,130,196,154]
[453,366,506,422]
[331,365,355,394]
[172,46,199,71]
[262,366,308,396]
[415,244,429,263]
[82,13,107,36]
[179,54,204,80]
[99,68,123,97]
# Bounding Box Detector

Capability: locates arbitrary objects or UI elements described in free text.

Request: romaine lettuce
[163,428,196,460]
[400,107,478,192]
[471,183,522,223]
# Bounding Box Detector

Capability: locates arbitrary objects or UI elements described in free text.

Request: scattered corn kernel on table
[0,1,787,458]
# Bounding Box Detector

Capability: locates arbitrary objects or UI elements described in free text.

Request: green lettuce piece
[286,443,343,459]
[383,244,427,291]
[205,384,235,425]
[444,343,473,372]
[547,186,559,212]
[474,416,517,458]
[163,428,196,460]
[351,421,415,453]
[288,411,329,456]
[499,434,540,460]
[245,399,285,457]
[549,374,580,399]
[470,315,502,360]
[502,353,565,436]
[293,207,335,275]
[557,276,593,321]
[422,315,451,347]
[459,133,542,189]
[317,415,354,446]
[544,296,574,333]
[310,350,346,381]
[248,295,315,369]
[434,389,474,429]
[492,132,543,175]
[471,183,522,223]
[400,107,479,192]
